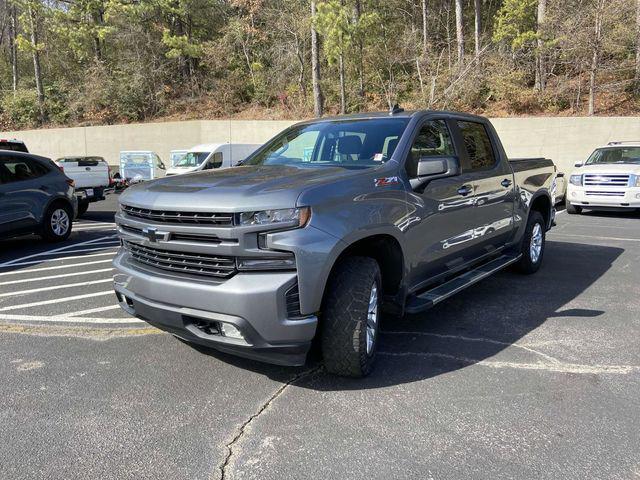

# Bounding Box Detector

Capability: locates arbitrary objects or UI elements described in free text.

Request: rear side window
[0,141,28,153]
[57,156,104,167]
[457,121,496,170]
[0,156,49,183]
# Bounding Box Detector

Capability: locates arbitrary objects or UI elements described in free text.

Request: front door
[0,156,46,234]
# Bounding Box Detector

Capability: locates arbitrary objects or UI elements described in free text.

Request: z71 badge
[374,176,400,187]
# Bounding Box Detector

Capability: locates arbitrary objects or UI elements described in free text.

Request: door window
[406,120,455,177]
[0,157,48,183]
[457,121,497,171]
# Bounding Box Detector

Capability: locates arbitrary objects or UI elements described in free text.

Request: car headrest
[337,136,363,155]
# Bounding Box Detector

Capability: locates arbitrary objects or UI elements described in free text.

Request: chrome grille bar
[122,204,234,225]
[583,174,630,187]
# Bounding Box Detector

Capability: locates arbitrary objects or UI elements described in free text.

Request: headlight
[569,174,582,186]
[633,175,640,187]
[239,207,311,227]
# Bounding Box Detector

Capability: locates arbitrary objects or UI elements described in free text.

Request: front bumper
[113,251,318,366]
[568,186,640,208]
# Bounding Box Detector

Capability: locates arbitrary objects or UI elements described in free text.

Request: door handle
[501,178,512,188]
[457,185,473,196]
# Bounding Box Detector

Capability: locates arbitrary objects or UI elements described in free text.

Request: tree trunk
[354,0,365,101]
[9,5,18,92]
[91,8,104,61]
[588,3,603,116]
[311,0,324,117]
[474,0,481,58]
[295,35,306,98]
[635,0,640,84]
[28,4,46,123]
[339,53,346,114]
[455,0,464,66]
[535,0,547,91]
[422,0,428,54]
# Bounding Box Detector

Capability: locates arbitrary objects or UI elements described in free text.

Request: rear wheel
[515,211,546,274]
[566,202,582,214]
[41,203,73,242]
[321,256,381,377]
[77,201,89,217]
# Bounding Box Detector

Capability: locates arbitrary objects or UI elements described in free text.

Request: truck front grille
[122,204,234,226]
[583,174,630,187]
[124,241,236,278]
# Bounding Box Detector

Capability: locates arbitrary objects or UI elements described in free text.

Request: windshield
[243,118,409,168]
[586,147,640,165]
[176,152,210,168]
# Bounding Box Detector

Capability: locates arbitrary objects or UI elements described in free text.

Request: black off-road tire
[566,202,582,214]
[41,202,73,242]
[321,256,381,378]
[77,201,89,217]
[515,210,546,275]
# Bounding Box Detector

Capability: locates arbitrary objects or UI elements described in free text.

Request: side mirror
[416,156,461,180]
[158,162,166,170]
[574,161,583,168]
[556,172,565,178]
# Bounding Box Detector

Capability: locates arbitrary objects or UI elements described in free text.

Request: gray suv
[0,151,77,242]
[114,110,556,377]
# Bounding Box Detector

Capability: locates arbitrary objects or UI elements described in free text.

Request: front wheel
[41,203,73,242]
[321,257,381,377]
[515,211,546,274]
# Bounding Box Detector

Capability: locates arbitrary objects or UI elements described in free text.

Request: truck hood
[573,163,640,176]
[119,164,362,211]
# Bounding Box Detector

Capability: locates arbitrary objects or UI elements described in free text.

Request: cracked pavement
[1,200,640,479]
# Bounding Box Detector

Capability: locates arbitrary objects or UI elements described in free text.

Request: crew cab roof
[293,109,490,126]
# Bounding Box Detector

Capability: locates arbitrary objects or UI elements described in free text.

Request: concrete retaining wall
[2,117,639,174]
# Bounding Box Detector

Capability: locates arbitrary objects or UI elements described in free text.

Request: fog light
[571,191,577,198]
[636,193,640,199]
[220,323,244,340]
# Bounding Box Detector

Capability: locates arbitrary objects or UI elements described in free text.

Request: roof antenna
[389,103,404,115]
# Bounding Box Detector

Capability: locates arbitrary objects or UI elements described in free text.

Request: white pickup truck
[55,156,110,216]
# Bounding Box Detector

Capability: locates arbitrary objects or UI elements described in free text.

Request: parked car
[169,150,188,167]
[113,110,556,377]
[119,151,166,183]
[567,141,640,214]
[0,151,76,242]
[0,139,28,153]
[55,156,110,216]
[165,143,260,176]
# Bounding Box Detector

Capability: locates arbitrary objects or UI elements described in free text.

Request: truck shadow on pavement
[184,239,622,390]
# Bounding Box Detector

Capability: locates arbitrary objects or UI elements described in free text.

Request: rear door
[403,118,481,287]
[0,155,50,234]
[453,120,515,254]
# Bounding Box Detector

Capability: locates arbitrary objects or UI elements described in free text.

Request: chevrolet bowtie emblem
[142,227,169,242]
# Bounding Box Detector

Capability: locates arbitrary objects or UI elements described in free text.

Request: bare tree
[588,0,604,116]
[354,0,365,101]
[9,2,18,92]
[422,0,428,54]
[535,0,547,91]
[474,0,481,58]
[455,0,464,65]
[27,2,46,122]
[311,0,323,117]
[636,0,640,84]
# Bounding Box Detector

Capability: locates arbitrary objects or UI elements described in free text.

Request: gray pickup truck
[113,110,556,377]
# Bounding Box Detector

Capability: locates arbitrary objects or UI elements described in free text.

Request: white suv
[567,141,640,214]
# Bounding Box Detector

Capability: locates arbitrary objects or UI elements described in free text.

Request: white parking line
[32,245,119,257]
[0,254,115,271]
[74,226,117,231]
[549,232,640,243]
[0,279,113,298]
[0,290,113,312]
[0,313,143,324]
[0,235,117,268]
[0,268,114,285]
[75,222,116,227]
[60,305,121,317]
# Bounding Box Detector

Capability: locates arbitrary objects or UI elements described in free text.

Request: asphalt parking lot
[1,197,639,480]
